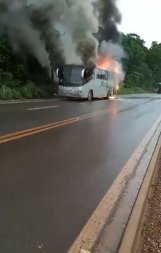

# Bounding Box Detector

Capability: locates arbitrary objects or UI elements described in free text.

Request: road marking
[67,113,161,253]
[28,105,59,111]
[0,99,59,105]
[0,109,110,144]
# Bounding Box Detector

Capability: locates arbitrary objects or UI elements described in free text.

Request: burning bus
[56,64,116,101]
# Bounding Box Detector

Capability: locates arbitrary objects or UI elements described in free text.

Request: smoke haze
[0,0,124,71]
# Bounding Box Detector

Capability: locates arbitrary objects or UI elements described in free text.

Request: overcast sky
[118,0,161,47]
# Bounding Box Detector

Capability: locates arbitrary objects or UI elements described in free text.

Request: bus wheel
[88,90,93,101]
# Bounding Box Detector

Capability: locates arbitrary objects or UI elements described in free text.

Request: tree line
[121,33,161,93]
[0,37,53,99]
[0,33,161,99]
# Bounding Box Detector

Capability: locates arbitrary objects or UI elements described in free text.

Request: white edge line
[0,99,59,105]
[28,105,59,111]
[68,113,161,253]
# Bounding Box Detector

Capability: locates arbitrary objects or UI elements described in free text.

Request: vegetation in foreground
[0,37,54,100]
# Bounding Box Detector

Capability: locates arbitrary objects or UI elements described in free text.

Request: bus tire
[88,90,93,101]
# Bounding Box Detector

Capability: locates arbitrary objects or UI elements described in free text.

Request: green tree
[147,42,161,83]
[121,33,153,89]
[0,35,54,99]
[0,37,12,72]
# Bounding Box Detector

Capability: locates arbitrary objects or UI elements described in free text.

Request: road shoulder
[119,135,161,253]
[68,114,161,253]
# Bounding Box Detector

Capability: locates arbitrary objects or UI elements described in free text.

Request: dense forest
[121,33,161,94]
[0,33,161,99]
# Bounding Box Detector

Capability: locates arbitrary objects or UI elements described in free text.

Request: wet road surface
[0,94,161,253]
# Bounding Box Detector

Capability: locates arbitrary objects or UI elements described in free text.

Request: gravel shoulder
[139,151,161,253]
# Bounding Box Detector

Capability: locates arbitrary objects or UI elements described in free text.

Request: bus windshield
[60,65,83,87]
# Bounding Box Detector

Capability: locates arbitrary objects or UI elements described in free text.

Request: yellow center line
[0,109,110,144]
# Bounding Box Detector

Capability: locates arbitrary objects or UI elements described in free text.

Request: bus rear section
[56,64,114,101]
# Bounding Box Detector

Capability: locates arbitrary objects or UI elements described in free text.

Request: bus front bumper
[58,87,84,98]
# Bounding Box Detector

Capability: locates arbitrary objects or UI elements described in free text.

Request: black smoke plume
[0,0,122,69]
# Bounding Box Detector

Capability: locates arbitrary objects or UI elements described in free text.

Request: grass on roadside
[118,86,153,95]
[0,81,54,100]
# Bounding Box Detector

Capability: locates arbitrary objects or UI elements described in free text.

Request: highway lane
[0,94,161,253]
[0,95,159,135]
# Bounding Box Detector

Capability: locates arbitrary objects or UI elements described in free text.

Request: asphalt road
[0,94,161,253]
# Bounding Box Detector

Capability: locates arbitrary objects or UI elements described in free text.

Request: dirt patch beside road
[139,151,161,253]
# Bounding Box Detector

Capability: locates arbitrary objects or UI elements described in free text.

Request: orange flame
[96,55,121,75]
[95,55,122,91]
[96,55,112,70]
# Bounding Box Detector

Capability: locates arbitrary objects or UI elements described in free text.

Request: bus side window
[101,70,106,80]
[97,69,102,79]
[105,71,108,80]
[102,70,105,80]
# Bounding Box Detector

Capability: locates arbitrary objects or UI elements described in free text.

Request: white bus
[56,64,115,101]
